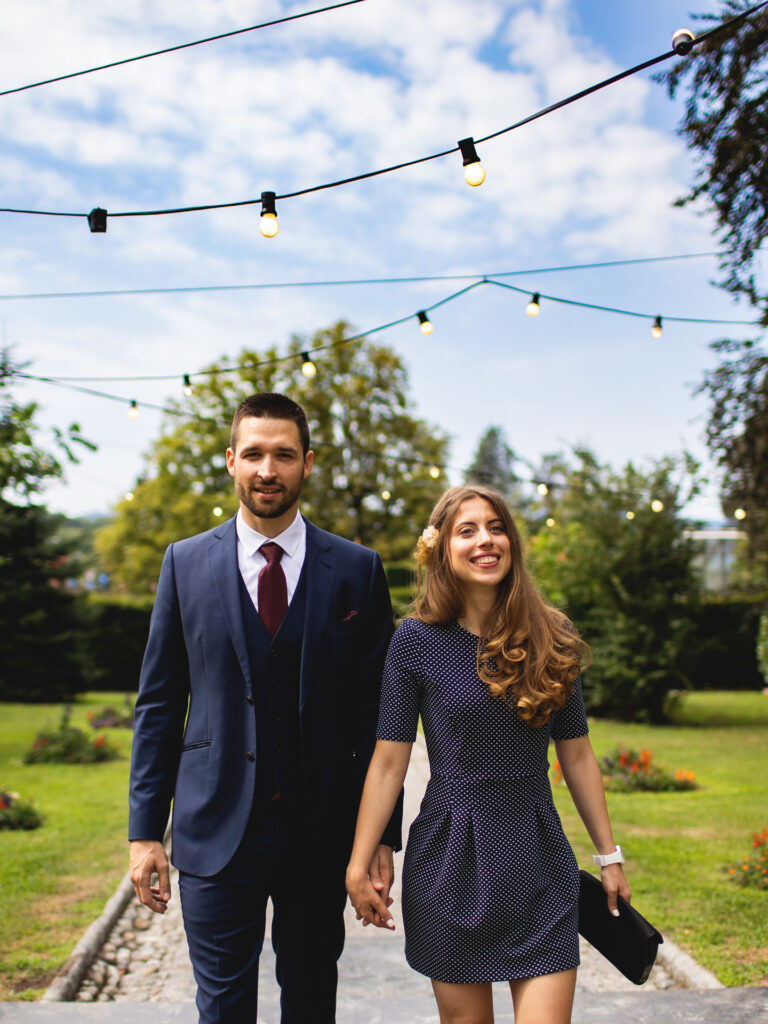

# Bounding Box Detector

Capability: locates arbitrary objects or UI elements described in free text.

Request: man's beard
[236,478,302,520]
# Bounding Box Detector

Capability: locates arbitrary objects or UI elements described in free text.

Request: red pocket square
[342,610,359,622]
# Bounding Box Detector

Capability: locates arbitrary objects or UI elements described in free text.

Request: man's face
[226,417,313,530]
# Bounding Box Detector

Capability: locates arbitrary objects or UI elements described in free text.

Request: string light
[672,28,696,55]
[546,517,556,528]
[8,2,767,228]
[625,510,635,520]
[734,508,747,520]
[536,482,549,496]
[417,311,433,335]
[128,400,139,419]
[300,352,317,378]
[526,293,541,318]
[381,489,391,501]
[183,374,193,396]
[651,499,664,512]
[457,137,485,187]
[651,315,663,339]
[212,506,223,517]
[259,192,279,238]
[429,465,441,479]
[88,208,107,233]
[124,491,134,501]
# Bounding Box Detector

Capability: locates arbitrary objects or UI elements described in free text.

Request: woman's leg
[431,979,494,1024]
[508,968,576,1024]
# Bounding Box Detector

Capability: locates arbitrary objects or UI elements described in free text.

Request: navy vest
[238,565,307,812]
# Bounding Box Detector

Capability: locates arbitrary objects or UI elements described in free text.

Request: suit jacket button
[270,648,278,658]
[246,695,255,705]
[245,751,255,761]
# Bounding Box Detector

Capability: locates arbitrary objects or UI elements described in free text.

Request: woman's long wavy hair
[413,485,589,727]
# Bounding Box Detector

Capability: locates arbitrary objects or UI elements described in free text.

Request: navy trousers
[178,801,349,1024]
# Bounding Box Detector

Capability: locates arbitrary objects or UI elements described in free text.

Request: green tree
[660,3,768,572]
[96,324,449,593]
[464,425,528,510]
[527,449,701,723]
[0,355,96,701]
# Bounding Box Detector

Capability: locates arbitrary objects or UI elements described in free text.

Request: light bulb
[625,510,635,520]
[417,311,433,335]
[536,482,548,496]
[651,316,663,339]
[300,352,317,379]
[128,400,139,420]
[124,491,134,502]
[734,507,747,520]
[213,506,223,517]
[546,517,556,528]
[183,374,193,396]
[429,465,440,479]
[381,489,391,501]
[458,137,485,187]
[651,499,664,513]
[672,28,695,55]
[526,293,541,318]
[259,190,279,238]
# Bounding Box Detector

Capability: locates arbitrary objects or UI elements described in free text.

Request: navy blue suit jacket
[128,515,401,877]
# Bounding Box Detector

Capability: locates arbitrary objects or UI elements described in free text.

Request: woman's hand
[600,863,631,917]
[346,865,396,930]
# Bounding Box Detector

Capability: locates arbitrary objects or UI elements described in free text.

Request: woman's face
[447,497,512,592]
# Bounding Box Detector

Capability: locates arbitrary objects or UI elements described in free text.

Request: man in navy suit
[128,392,401,1024]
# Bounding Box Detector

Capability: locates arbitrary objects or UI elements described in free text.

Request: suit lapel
[300,519,335,710]
[209,517,252,687]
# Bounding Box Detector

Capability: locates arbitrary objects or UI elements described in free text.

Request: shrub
[0,788,44,830]
[599,745,697,792]
[23,707,120,764]
[86,696,134,729]
[758,610,768,685]
[727,829,768,890]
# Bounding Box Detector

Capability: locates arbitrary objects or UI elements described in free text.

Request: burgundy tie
[257,542,288,638]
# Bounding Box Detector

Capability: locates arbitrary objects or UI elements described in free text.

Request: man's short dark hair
[230,393,311,454]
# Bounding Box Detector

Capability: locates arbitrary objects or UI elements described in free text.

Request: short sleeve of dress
[376,618,423,743]
[549,674,589,740]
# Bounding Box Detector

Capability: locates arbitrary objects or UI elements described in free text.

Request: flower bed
[24,707,120,764]
[728,829,768,890]
[551,744,697,792]
[0,788,44,830]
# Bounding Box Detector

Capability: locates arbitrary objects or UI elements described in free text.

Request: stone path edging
[41,871,137,1002]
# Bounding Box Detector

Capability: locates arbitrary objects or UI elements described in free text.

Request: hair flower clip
[421,525,439,549]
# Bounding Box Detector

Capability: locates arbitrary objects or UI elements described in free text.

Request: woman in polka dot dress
[346,485,630,1024]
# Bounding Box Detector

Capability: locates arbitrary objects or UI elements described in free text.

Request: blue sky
[1,0,757,521]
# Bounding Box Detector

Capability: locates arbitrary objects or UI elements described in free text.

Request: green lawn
[554,691,768,987]
[0,695,134,1001]
[0,690,766,998]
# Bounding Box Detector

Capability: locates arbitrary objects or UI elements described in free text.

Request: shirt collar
[235,508,305,560]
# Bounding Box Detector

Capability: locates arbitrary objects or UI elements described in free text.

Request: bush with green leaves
[528,449,700,722]
[757,610,768,684]
[0,787,44,830]
[23,707,120,764]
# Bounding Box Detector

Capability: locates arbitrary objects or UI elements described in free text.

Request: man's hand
[129,840,171,914]
[361,844,395,929]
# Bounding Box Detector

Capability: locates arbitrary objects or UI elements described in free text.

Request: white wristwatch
[593,845,624,867]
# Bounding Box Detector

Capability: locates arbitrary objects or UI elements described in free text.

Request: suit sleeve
[128,544,190,842]
[359,552,403,850]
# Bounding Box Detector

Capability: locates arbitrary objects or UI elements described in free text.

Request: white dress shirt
[235,509,307,611]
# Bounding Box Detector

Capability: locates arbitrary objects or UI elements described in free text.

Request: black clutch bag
[578,869,664,985]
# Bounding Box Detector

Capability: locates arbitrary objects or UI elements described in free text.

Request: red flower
[630,761,640,774]
[94,735,106,748]
[619,750,629,767]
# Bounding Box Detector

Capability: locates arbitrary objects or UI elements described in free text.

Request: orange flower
[630,761,640,774]
[640,748,652,766]
[729,868,736,875]
[94,735,106,748]
[619,750,629,767]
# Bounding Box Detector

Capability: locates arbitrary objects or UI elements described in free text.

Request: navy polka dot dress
[377,617,589,984]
